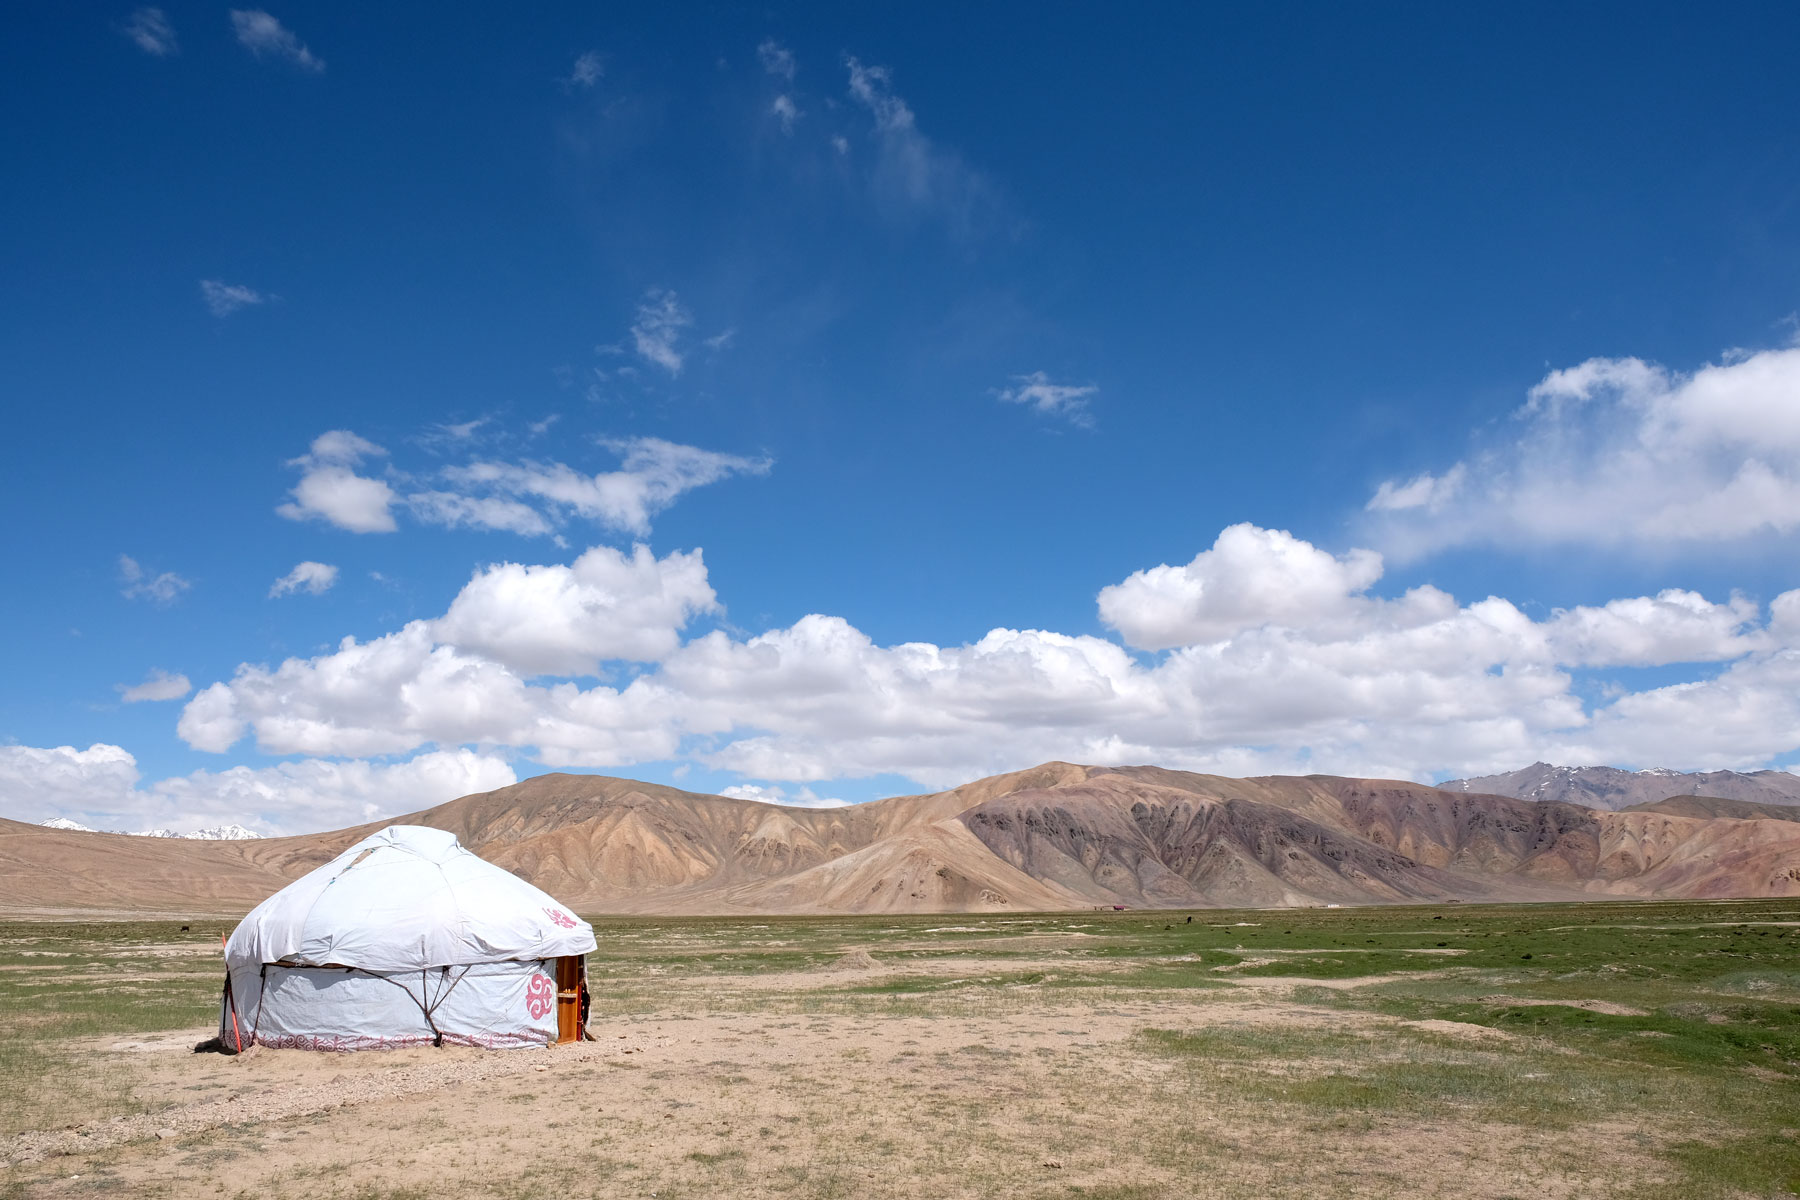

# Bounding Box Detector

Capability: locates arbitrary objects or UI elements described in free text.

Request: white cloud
[269,561,339,598]
[770,95,799,135]
[996,371,1098,429]
[1541,589,1762,668]
[1098,524,1385,649]
[119,8,176,56]
[150,750,516,835]
[200,279,265,317]
[275,427,764,541]
[0,743,140,823]
[276,430,398,533]
[2,743,514,836]
[844,56,996,230]
[230,10,323,72]
[406,491,553,537]
[757,39,796,82]
[630,289,692,374]
[178,523,1800,791]
[567,51,602,89]
[119,554,191,605]
[1367,344,1800,558]
[118,669,192,703]
[443,437,772,538]
[719,783,848,809]
[432,544,718,675]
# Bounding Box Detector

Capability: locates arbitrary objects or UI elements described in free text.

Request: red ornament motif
[525,972,554,1020]
[544,907,577,929]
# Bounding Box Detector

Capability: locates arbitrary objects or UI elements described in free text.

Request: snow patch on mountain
[39,818,262,839]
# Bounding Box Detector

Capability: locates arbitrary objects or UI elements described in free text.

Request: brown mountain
[5,763,1799,917]
[1440,762,1800,811]
[1624,794,1800,823]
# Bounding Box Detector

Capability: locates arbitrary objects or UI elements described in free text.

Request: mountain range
[38,818,261,840]
[5,763,1799,916]
[1440,763,1800,810]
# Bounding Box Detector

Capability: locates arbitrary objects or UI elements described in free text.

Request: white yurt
[218,825,597,1052]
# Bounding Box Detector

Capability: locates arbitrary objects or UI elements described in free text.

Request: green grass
[0,920,226,1135]
[4,899,1797,1198]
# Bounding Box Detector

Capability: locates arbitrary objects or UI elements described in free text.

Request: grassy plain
[0,898,1795,1199]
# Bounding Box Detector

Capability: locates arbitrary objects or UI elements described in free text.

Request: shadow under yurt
[213,825,596,1052]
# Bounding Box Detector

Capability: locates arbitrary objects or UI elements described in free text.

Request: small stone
[532,1064,548,1073]
[156,1128,177,1141]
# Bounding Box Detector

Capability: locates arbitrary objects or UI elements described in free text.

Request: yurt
[217,825,597,1052]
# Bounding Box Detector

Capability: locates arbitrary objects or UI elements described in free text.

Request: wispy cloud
[269,561,339,598]
[630,289,693,375]
[996,371,1098,429]
[843,56,998,232]
[442,437,773,538]
[757,39,796,82]
[199,279,265,317]
[119,7,177,56]
[566,50,602,90]
[118,669,192,703]
[276,425,769,541]
[119,555,191,605]
[770,94,800,135]
[230,10,323,72]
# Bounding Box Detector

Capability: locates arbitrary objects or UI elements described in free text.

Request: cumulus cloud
[178,524,1800,791]
[117,669,192,703]
[119,8,176,56]
[276,430,398,533]
[1,743,514,835]
[200,279,265,317]
[432,544,718,675]
[0,743,140,823]
[269,561,339,597]
[1367,344,1800,558]
[119,555,191,605]
[630,289,692,374]
[996,371,1098,429]
[230,10,323,72]
[1099,524,1385,649]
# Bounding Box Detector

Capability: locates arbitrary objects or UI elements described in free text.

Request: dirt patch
[1402,1018,1521,1044]
[820,948,878,971]
[1478,995,1650,1017]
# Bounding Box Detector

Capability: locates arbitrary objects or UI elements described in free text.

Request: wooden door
[554,954,586,1044]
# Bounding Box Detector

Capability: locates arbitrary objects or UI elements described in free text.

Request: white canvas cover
[220,825,597,1050]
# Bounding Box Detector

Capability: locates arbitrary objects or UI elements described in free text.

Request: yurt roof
[225,825,596,973]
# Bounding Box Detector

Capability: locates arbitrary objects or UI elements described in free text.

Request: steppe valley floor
[2,901,1796,1199]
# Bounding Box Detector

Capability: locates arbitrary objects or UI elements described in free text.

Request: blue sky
[5,4,1800,833]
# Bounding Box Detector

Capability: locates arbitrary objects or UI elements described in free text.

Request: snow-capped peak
[39,817,261,839]
[186,823,261,841]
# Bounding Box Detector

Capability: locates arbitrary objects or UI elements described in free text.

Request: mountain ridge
[4,762,1797,916]
[1440,763,1800,811]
